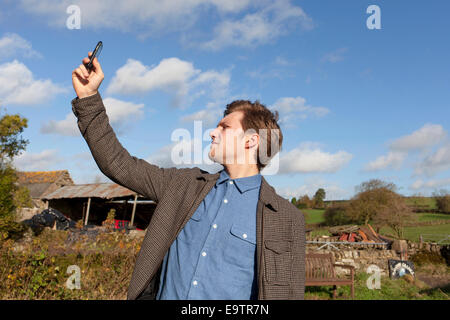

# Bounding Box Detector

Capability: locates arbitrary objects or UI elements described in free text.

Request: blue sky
[1,0,450,200]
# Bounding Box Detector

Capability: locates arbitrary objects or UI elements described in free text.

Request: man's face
[209,111,252,166]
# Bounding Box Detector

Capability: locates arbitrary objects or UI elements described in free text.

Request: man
[71,52,305,300]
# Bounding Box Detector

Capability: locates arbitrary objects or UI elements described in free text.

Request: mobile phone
[85,41,103,71]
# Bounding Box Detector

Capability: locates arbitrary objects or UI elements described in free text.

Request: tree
[347,180,399,225]
[0,108,30,239]
[291,197,297,206]
[355,179,397,193]
[296,194,312,209]
[433,189,450,214]
[313,188,326,208]
[372,192,417,239]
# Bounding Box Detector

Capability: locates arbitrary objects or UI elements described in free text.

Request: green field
[303,208,450,242]
[380,224,450,243]
[417,213,450,221]
[404,197,438,210]
[302,209,325,225]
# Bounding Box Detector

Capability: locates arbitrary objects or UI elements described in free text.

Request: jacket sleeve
[71,92,177,202]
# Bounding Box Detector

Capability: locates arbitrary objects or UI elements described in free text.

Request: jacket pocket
[264,240,292,285]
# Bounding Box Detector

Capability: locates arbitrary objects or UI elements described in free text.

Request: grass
[0,228,141,299]
[303,208,450,242]
[303,209,326,225]
[416,212,450,221]
[305,269,449,300]
[380,224,450,242]
[405,197,438,210]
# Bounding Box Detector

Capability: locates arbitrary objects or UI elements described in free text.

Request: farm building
[16,170,156,230]
[17,170,74,210]
[41,183,156,230]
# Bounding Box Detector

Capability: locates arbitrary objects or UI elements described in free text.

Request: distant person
[71,52,305,300]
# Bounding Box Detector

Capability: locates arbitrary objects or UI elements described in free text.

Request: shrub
[323,205,353,226]
[435,195,450,213]
[410,250,446,267]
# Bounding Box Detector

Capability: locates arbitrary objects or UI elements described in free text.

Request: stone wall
[306,241,450,276]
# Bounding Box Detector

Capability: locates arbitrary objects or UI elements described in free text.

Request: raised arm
[71,52,176,201]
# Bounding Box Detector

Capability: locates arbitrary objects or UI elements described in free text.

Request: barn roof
[17,170,71,184]
[41,183,145,200]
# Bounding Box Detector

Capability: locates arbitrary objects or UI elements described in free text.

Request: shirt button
[201,251,207,257]
[243,233,248,239]
[212,224,217,229]
[223,199,228,203]
[229,181,233,185]
[193,280,198,286]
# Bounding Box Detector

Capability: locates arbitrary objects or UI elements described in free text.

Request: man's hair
[224,100,283,170]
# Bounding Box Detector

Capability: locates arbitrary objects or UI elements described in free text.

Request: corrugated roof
[17,170,70,184]
[42,183,141,200]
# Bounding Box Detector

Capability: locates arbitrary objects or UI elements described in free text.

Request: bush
[410,250,446,267]
[435,195,450,213]
[323,205,353,226]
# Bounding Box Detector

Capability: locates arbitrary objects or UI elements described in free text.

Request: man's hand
[72,52,104,99]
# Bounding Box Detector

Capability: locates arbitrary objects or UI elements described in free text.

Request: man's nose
[210,128,218,140]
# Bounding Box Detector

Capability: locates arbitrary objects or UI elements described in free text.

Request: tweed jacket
[71,92,305,300]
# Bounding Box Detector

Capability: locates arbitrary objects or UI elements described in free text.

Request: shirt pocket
[224,224,257,274]
[264,240,292,286]
[230,224,257,245]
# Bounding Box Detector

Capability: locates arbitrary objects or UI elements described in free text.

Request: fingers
[81,51,103,75]
[91,57,103,74]
[73,66,88,81]
[79,64,90,78]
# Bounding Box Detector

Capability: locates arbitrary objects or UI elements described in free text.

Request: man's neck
[223,164,260,180]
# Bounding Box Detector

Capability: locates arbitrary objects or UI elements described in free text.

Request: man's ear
[245,133,259,149]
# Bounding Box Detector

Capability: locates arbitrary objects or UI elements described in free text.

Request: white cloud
[0,60,66,105]
[364,124,448,172]
[277,143,353,174]
[41,97,145,136]
[106,58,230,108]
[180,108,222,128]
[13,149,63,171]
[390,124,446,152]
[41,113,78,137]
[200,0,313,50]
[410,177,450,191]
[18,0,252,35]
[414,143,450,176]
[364,151,407,172]
[270,96,330,127]
[0,33,41,61]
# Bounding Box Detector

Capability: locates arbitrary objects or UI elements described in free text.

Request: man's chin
[208,151,223,165]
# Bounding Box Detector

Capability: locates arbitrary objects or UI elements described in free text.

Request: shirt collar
[215,169,261,193]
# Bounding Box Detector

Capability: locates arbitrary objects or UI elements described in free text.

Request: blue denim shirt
[156,169,262,300]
